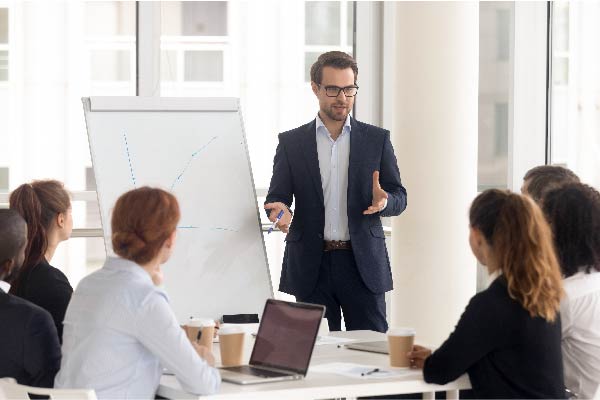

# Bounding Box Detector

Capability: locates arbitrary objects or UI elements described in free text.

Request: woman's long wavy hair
[470,189,563,322]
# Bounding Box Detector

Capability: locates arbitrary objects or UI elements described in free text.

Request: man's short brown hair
[523,165,580,204]
[310,51,358,85]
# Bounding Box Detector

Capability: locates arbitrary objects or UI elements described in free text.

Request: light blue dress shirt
[55,257,220,399]
[316,115,387,241]
[316,114,352,241]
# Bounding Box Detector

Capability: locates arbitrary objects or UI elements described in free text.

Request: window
[304,1,354,81]
[478,2,513,191]
[550,2,600,188]
[160,1,355,191]
[0,1,135,287]
[160,2,228,90]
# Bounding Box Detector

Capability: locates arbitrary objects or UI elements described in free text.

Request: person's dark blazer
[13,259,73,342]
[266,117,407,298]
[0,288,61,387]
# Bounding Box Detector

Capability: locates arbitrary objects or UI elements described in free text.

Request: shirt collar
[0,280,10,293]
[315,113,352,138]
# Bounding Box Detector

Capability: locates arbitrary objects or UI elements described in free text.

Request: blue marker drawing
[170,136,218,190]
[177,226,238,232]
[120,133,236,232]
[123,131,137,187]
[212,227,239,232]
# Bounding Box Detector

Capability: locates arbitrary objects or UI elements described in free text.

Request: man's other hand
[264,202,293,233]
[363,171,388,215]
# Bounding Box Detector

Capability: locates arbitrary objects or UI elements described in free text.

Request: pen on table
[267,210,285,234]
[361,368,380,376]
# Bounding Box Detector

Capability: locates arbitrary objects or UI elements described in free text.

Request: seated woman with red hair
[55,187,220,399]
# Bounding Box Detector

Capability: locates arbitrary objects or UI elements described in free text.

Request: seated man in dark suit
[0,209,61,387]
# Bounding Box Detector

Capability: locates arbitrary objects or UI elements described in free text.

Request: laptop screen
[249,300,324,375]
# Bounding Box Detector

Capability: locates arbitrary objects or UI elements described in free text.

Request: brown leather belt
[323,240,352,252]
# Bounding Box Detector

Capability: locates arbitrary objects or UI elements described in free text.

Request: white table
[157,330,471,400]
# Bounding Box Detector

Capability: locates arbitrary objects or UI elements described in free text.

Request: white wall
[389,2,479,347]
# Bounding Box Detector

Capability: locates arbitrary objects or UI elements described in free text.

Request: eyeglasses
[319,85,359,97]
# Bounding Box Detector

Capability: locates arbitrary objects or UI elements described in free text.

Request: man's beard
[323,104,349,122]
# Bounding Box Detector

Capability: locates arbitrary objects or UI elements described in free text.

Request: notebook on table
[345,341,390,354]
[219,299,325,385]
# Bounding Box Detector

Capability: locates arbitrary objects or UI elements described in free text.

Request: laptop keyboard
[222,365,291,378]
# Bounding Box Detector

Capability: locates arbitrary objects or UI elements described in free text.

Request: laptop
[219,299,325,385]
[345,341,389,354]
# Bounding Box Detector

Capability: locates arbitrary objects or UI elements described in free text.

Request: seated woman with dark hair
[408,190,565,399]
[9,180,74,342]
[55,187,220,399]
[542,183,600,399]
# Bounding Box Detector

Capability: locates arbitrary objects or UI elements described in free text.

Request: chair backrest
[0,378,97,400]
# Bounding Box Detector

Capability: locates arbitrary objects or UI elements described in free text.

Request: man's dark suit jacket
[266,117,407,298]
[0,288,61,387]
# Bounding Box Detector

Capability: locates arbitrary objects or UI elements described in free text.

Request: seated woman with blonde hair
[409,190,565,399]
[55,187,220,399]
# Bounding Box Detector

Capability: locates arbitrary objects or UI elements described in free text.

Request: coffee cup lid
[187,318,215,327]
[387,327,416,336]
[218,325,245,335]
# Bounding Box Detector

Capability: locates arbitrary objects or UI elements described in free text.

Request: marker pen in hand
[267,210,285,234]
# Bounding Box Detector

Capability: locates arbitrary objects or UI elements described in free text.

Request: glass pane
[478,2,512,190]
[162,1,228,36]
[85,1,135,36]
[550,2,600,188]
[0,166,8,192]
[0,50,7,81]
[184,50,223,81]
[494,103,509,157]
[305,51,320,82]
[346,2,354,46]
[91,49,131,81]
[496,9,510,61]
[0,8,8,43]
[305,2,340,46]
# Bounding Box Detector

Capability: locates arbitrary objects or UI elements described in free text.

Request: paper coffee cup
[219,325,245,367]
[387,328,416,368]
[186,318,215,348]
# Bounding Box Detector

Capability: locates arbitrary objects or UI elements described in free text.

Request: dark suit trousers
[297,249,388,333]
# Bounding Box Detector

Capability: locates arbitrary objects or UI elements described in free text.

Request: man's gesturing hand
[363,171,388,215]
[264,202,293,233]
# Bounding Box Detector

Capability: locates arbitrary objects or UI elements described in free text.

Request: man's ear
[311,81,319,96]
[0,258,14,281]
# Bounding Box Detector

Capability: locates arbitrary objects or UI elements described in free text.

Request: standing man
[265,51,407,332]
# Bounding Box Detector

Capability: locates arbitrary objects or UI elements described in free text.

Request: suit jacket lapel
[349,117,367,196]
[300,120,325,205]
